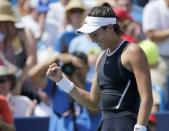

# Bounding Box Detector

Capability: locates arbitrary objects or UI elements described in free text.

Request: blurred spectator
[0,0,37,94]
[14,0,49,101]
[140,40,168,90]
[37,19,60,64]
[25,54,59,116]
[0,63,37,117]
[55,0,86,53]
[19,0,60,65]
[0,95,15,131]
[117,0,133,12]
[148,114,156,131]
[117,0,143,23]
[47,0,70,32]
[143,0,169,77]
[113,7,138,42]
[116,0,143,41]
[48,0,59,3]
[132,0,149,7]
[82,0,98,9]
[0,64,16,97]
[68,34,101,82]
[69,35,101,55]
[12,0,29,19]
[10,95,38,117]
[21,0,49,40]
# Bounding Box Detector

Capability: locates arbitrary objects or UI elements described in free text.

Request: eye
[90,33,97,38]
[93,33,97,37]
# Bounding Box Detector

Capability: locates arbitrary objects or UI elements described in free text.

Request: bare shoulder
[121,43,149,72]
[123,43,150,73]
[126,43,143,54]
[124,43,146,60]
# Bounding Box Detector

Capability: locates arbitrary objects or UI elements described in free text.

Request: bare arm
[28,54,59,87]
[46,63,100,111]
[70,52,106,110]
[125,44,153,126]
[146,29,169,42]
[46,52,105,111]
[24,28,37,72]
[69,73,100,111]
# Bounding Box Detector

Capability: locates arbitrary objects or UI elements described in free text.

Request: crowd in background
[0,0,169,131]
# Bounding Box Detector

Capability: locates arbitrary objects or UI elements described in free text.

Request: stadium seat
[155,111,169,131]
[14,117,49,131]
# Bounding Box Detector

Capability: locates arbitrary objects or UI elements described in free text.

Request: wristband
[134,124,147,131]
[56,76,75,94]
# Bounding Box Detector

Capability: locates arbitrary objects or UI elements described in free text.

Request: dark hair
[88,2,122,35]
[72,51,88,65]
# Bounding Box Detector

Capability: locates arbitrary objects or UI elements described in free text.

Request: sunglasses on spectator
[0,77,8,84]
[69,9,84,14]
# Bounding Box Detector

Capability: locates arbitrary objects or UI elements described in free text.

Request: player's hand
[46,63,63,82]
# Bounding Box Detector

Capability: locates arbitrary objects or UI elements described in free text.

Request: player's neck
[109,37,123,52]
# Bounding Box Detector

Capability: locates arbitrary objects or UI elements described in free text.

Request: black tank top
[97,41,140,114]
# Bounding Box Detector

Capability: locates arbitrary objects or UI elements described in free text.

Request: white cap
[76,16,116,34]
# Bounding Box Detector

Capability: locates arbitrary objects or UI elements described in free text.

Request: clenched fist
[46,63,63,82]
[46,63,75,94]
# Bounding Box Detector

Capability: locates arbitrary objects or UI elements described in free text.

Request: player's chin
[99,44,107,50]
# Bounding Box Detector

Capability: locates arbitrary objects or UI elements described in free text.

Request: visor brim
[76,25,101,34]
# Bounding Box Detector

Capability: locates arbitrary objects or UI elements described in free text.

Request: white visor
[76,16,116,34]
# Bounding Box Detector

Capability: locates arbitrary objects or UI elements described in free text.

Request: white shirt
[46,1,65,32]
[41,18,60,49]
[143,0,169,56]
[21,15,41,39]
[10,96,32,117]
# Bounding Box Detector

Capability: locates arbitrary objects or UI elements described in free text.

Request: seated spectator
[113,7,138,43]
[0,64,17,98]
[68,34,101,82]
[0,62,15,131]
[148,114,156,131]
[0,0,37,95]
[131,0,149,7]
[117,0,143,23]
[116,0,143,41]
[55,0,86,53]
[143,0,169,77]
[20,0,49,40]
[12,0,29,19]
[47,0,70,33]
[0,63,36,117]
[0,95,15,131]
